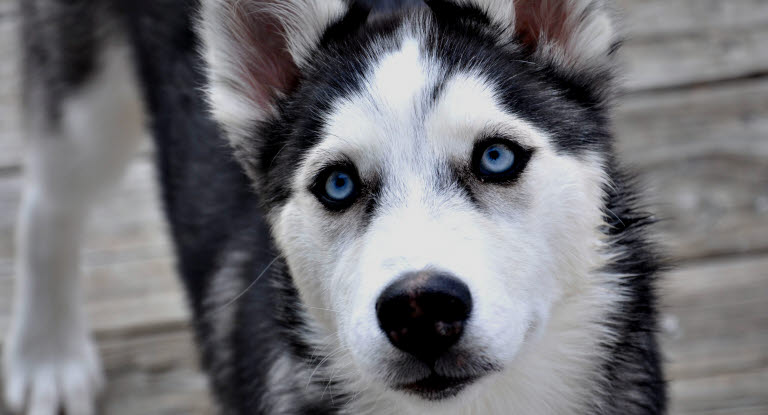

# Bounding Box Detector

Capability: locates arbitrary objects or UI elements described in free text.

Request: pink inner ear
[228,1,300,111]
[514,0,572,51]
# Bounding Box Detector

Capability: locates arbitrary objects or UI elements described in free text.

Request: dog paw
[2,332,104,415]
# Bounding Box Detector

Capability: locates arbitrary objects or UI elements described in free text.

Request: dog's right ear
[427,0,620,103]
[199,0,348,147]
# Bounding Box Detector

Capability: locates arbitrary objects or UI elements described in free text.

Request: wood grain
[617,0,768,38]
[661,256,768,381]
[624,24,768,91]
[669,369,768,415]
[661,255,768,414]
[617,0,768,90]
[615,79,768,261]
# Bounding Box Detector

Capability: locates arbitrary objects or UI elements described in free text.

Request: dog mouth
[395,374,478,400]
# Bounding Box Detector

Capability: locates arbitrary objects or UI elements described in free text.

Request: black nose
[376,272,472,364]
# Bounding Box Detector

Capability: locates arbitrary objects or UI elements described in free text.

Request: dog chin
[381,373,495,415]
[379,353,502,403]
[394,373,480,401]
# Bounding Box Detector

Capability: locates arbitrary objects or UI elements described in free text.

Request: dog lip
[395,374,478,400]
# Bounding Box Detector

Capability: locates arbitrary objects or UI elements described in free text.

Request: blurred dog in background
[4,0,666,413]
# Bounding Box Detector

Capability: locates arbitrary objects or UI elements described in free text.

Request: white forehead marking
[298,35,431,183]
[371,37,426,118]
[297,35,554,191]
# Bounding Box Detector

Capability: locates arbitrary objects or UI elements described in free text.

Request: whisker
[322,364,341,404]
[303,305,340,313]
[306,346,346,389]
[212,256,280,314]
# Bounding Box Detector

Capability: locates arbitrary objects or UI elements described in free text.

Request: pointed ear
[512,0,619,72]
[434,0,620,77]
[198,0,348,146]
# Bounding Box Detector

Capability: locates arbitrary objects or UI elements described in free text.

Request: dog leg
[3,41,145,415]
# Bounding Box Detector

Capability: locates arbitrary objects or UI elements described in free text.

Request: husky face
[201,0,621,407]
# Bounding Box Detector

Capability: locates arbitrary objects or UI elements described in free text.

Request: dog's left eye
[325,171,354,201]
[472,139,532,183]
[479,144,515,174]
[311,166,360,210]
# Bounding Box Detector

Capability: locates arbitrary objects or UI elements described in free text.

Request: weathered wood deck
[1,0,767,413]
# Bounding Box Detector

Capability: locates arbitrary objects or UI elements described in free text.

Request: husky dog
[4,0,666,413]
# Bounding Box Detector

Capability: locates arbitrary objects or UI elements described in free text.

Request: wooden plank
[616,0,768,90]
[616,80,768,166]
[661,255,768,414]
[669,369,768,415]
[660,255,768,385]
[664,255,768,309]
[97,329,214,415]
[617,0,768,39]
[102,369,214,415]
[615,78,768,261]
[624,24,768,91]
[665,331,768,383]
[97,329,199,373]
[2,0,765,39]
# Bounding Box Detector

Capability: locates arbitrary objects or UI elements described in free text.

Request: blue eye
[324,170,355,202]
[473,139,532,183]
[479,143,515,175]
[312,165,361,210]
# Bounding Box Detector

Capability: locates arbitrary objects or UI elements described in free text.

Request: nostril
[376,272,472,364]
[435,320,463,337]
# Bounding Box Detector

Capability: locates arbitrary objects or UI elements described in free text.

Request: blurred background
[0,0,767,413]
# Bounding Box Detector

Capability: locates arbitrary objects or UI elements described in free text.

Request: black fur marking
[425,0,490,25]
[116,0,238,310]
[595,160,668,413]
[358,0,424,13]
[320,1,371,47]
[321,0,425,50]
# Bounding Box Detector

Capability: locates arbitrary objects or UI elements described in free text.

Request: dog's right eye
[311,165,360,210]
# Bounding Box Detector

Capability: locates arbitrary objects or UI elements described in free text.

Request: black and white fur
[4,0,666,413]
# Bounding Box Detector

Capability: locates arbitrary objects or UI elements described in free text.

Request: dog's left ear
[430,0,620,95]
[199,0,349,147]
